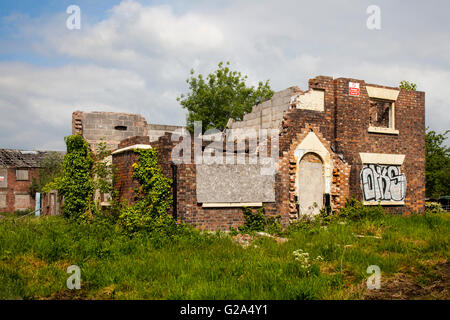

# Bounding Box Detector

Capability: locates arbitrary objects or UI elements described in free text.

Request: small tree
[177,61,274,133]
[425,128,450,198]
[399,80,417,91]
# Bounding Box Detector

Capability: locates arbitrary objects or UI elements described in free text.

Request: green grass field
[0,211,448,300]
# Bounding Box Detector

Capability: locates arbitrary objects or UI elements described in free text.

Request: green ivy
[118,148,174,235]
[51,135,95,222]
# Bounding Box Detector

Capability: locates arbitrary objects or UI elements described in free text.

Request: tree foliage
[177,61,274,133]
[425,128,450,198]
[30,151,64,195]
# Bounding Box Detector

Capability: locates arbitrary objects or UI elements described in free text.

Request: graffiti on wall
[360,164,406,202]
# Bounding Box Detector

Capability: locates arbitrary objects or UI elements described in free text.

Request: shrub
[238,206,282,235]
[425,201,443,213]
[338,197,385,220]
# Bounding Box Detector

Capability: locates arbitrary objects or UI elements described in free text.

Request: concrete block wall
[72,111,148,150]
[73,111,186,150]
[148,124,185,142]
[229,87,302,131]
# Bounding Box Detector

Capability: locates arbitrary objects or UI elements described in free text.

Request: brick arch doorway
[297,152,324,216]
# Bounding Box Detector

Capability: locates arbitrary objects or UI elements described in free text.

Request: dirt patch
[364,261,450,300]
[42,289,89,300]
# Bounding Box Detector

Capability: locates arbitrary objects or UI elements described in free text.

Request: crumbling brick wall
[111,75,426,231]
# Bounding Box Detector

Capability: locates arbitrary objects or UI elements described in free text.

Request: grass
[0,211,448,300]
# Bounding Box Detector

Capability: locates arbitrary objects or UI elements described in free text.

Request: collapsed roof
[0,149,64,168]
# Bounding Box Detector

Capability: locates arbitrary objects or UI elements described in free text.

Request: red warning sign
[0,176,4,182]
[349,82,360,96]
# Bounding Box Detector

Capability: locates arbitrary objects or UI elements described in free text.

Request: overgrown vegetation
[29,152,64,195]
[236,206,282,235]
[118,148,175,235]
[3,130,447,300]
[48,135,95,222]
[0,208,448,300]
[425,128,450,198]
[41,135,177,235]
[399,80,417,91]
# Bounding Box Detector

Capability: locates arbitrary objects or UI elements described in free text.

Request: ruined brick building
[74,75,426,231]
[0,149,64,214]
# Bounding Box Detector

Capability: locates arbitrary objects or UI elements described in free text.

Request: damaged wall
[111,74,425,231]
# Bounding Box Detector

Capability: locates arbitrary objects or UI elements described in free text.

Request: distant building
[0,149,64,214]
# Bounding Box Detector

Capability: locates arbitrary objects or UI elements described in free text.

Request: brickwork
[112,136,150,206]
[0,167,38,212]
[332,78,425,213]
[112,75,426,230]
[175,161,280,231]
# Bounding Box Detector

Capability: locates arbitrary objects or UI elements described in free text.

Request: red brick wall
[112,137,147,206]
[0,167,38,213]
[112,75,426,230]
[112,134,178,208]
[333,78,425,213]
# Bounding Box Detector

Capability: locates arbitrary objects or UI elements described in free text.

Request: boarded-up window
[196,164,275,203]
[0,168,7,188]
[0,192,6,209]
[14,194,30,210]
[16,169,29,181]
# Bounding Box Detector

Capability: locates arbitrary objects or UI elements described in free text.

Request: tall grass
[0,211,448,300]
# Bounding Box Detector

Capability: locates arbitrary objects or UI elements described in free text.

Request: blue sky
[0,0,449,150]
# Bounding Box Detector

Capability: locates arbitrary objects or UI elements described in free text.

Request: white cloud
[0,62,185,149]
[0,0,449,150]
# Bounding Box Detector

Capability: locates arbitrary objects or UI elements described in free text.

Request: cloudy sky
[0,0,449,150]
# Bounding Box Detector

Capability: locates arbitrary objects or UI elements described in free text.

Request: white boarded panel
[196,164,275,203]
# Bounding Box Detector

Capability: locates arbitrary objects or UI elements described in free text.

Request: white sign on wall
[349,82,360,96]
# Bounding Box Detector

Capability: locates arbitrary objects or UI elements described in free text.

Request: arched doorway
[297,152,324,216]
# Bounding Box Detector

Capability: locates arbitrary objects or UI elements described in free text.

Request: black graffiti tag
[360,164,406,202]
